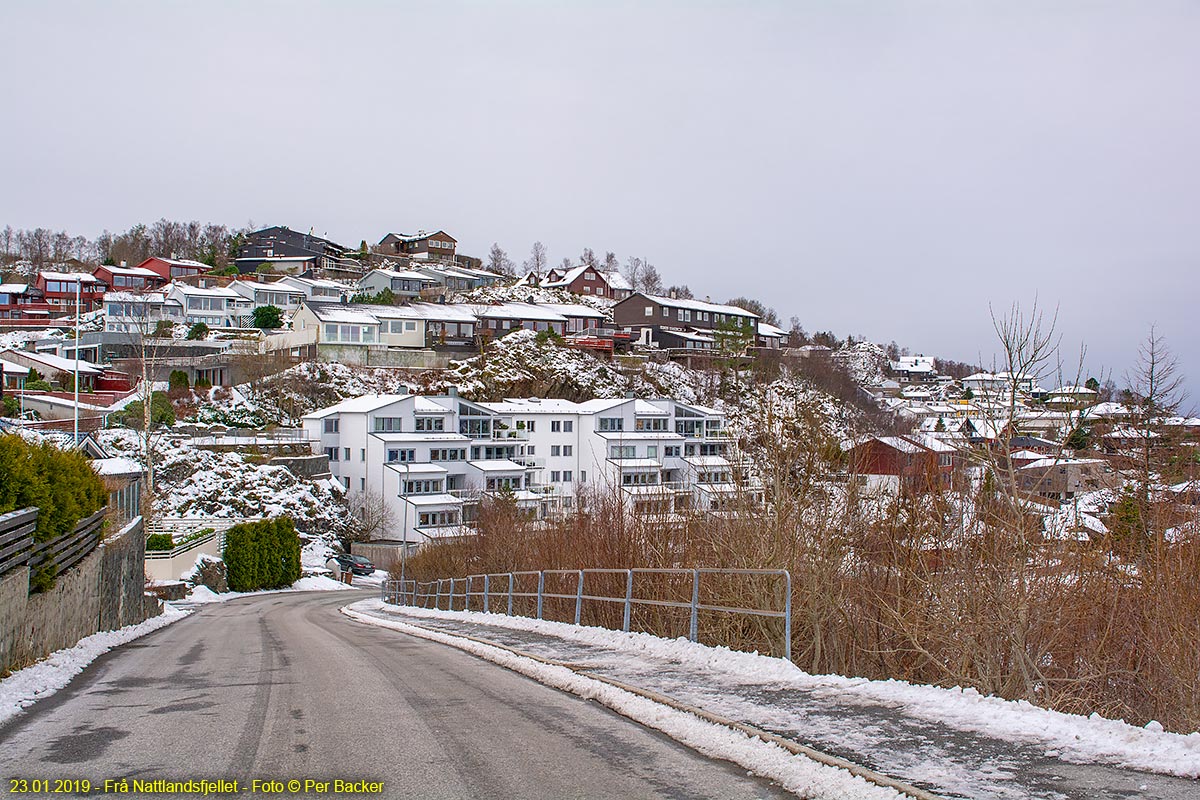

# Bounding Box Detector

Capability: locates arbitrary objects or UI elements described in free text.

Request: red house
[136,256,208,281]
[92,263,167,292]
[541,265,633,300]
[846,434,960,493]
[34,271,106,314]
[0,283,51,320]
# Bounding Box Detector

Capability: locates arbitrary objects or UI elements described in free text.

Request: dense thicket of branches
[1,218,250,271]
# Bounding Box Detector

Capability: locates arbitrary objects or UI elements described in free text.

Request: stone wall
[0,517,159,674]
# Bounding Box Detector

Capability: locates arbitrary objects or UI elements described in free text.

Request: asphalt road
[0,591,789,799]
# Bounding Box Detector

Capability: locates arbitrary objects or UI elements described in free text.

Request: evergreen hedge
[222,517,301,592]
[0,434,106,543]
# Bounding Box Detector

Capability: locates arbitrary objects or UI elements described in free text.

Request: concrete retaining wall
[0,517,159,674]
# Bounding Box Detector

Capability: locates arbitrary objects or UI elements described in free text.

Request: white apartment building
[302,392,746,546]
[103,291,183,333]
[228,280,307,312]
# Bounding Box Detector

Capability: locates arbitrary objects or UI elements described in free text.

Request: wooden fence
[0,506,107,592]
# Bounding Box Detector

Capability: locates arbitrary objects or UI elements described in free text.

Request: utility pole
[73,277,80,443]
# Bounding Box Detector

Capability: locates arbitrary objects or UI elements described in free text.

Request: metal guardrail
[381,567,792,660]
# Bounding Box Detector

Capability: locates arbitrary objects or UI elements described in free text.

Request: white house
[165,283,250,328]
[228,280,307,312]
[103,291,183,333]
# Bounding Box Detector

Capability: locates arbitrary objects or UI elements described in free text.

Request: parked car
[334,553,375,576]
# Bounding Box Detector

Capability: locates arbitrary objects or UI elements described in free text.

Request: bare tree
[523,241,548,275]
[1124,325,1188,525]
[558,256,572,271]
[486,243,515,276]
[603,251,619,272]
[344,487,396,549]
[665,284,694,299]
[580,247,598,268]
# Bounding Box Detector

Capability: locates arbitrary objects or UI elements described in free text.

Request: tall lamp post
[73,277,80,443]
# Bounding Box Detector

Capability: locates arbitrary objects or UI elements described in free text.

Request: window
[403,479,444,494]
[563,471,573,483]
[343,448,350,461]
[415,417,444,431]
[678,309,685,321]
[635,418,667,431]
[525,420,536,433]
[610,445,636,459]
[375,417,403,432]
[564,420,573,433]
[387,448,415,463]
[323,418,339,434]
[599,417,623,432]
[646,446,658,458]
[360,478,365,490]
[527,445,535,455]
[405,321,416,331]
[551,471,561,482]
[563,445,572,456]
[645,306,653,317]
[360,449,366,462]
[662,307,669,318]
[551,420,561,432]
[325,447,340,462]
[551,445,561,457]
[580,471,587,483]
[664,446,681,457]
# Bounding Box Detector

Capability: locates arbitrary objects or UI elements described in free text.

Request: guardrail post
[623,570,633,632]
[689,569,700,643]
[483,574,490,614]
[536,571,545,619]
[465,576,473,612]
[783,571,792,662]
[574,570,584,625]
[507,573,514,616]
[436,579,443,610]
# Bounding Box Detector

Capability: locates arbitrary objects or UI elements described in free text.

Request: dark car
[335,553,375,576]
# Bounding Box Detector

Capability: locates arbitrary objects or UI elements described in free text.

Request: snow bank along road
[346,602,1200,800]
[0,591,798,799]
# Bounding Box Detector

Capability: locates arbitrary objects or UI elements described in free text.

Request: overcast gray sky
[3,1,1197,398]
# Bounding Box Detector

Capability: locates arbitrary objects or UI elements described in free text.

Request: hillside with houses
[2,219,1199,735]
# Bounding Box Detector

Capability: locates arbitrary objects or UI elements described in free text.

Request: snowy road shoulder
[345,599,1200,781]
[0,605,190,728]
[341,602,908,800]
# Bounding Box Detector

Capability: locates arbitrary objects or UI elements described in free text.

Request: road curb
[343,606,945,800]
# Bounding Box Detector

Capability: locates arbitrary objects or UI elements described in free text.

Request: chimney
[447,386,458,398]
[120,260,127,267]
[626,390,635,399]
[669,289,677,299]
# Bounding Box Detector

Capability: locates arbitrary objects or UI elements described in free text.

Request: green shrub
[2,396,19,417]
[24,379,52,392]
[168,370,190,391]
[251,305,283,329]
[145,533,174,551]
[114,391,175,429]
[0,434,106,545]
[186,322,210,340]
[222,517,300,592]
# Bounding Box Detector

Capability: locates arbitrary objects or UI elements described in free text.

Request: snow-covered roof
[104,291,167,303]
[303,304,381,325]
[383,230,454,243]
[0,358,31,375]
[480,398,587,414]
[538,302,607,319]
[874,436,925,454]
[102,265,160,278]
[91,456,143,476]
[150,257,208,268]
[757,322,787,338]
[403,303,478,323]
[39,271,103,284]
[0,283,34,293]
[168,283,240,298]
[607,458,662,470]
[362,267,438,283]
[372,432,470,442]
[302,394,411,418]
[668,329,716,343]
[637,293,760,319]
[633,400,669,416]
[0,349,104,375]
[1049,385,1099,396]
[477,302,568,323]
[1019,457,1107,470]
[684,455,731,467]
[413,396,453,413]
[402,493,463,507]
[385,462,448,475]
[468,459,527,472]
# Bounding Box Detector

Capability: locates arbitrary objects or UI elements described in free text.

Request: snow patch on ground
[342,603,902,800]
[0,606,189,727]
[350,601,1200,779]
[182,574,355,604]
